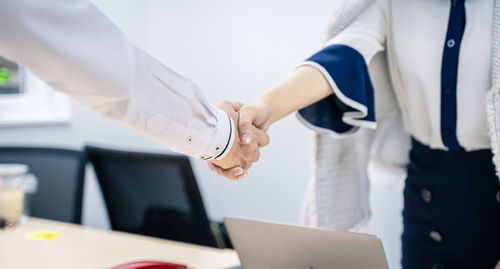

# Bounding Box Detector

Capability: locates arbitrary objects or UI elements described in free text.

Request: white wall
[0,1,404,268]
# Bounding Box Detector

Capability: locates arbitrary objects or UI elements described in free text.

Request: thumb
[238,106,256,144]
[231,102,244,111]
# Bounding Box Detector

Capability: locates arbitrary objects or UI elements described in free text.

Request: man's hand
[209,101,270,180]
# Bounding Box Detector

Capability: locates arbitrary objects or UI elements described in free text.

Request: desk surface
[0,218,240,269]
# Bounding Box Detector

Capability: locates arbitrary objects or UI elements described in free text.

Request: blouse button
[444,130,452,136]
[432,264,446,269]
[447,39,455,48]
[429,230,443,242]
[444,87,452,95]
[422,188,432,203]
[496,190,500,203]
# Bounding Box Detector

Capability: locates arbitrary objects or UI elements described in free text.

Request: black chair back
[85,146,220,248]
[0,147,85,224]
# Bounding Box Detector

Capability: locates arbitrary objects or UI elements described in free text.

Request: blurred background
[0,1,404,268]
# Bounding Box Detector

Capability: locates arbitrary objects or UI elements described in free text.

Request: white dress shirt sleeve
[0,0,234,160]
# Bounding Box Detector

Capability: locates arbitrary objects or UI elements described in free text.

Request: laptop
[224,217,389,269]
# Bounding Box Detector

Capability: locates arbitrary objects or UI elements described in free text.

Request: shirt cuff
[200,107,235,161]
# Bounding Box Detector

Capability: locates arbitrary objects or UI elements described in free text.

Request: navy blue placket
[440,0,466,150]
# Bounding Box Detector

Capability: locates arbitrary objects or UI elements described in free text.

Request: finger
[242,161,252,171]
[247,148,260,164]
[208,161,243,180]
[237,171,248,180]
[238,106,256,144]
[232,102,244,111]
[234,158,250,171]
[236,146,257,168]
[216,100,232,109]
[207,162,222,175]
[220,167,247,181]
[252,127,270,147]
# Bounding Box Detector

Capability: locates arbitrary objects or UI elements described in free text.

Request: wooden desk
[0,218,240,269]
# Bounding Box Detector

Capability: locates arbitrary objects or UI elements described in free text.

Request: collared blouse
[298,0,493,152]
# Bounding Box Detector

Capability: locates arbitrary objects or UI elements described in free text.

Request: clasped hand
[208,101,270,180]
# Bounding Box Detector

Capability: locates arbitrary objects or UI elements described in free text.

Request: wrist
[249,97,273,130]
[254,88,288,128]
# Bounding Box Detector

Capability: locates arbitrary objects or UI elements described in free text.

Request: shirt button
[432,264,446,269]
[447,39,455,48]
[422,188,432,203]
[429,230,443,242]
[496,190,500,203]
[444,130,452,136]
[444,87,452,95]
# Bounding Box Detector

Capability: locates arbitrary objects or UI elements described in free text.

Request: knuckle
[262,139,270,147]
[243,163,252,170]
[252,150,260,162]
[241,106,255,117]
[241,160,250,169]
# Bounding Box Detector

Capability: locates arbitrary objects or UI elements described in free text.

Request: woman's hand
[236,102,272,145]
[495,260,500,269]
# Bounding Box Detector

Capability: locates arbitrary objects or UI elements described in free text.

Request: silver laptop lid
[224,217,389,269]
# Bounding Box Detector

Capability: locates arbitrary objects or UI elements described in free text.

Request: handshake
[207,66,330,179]
[208,100,271,180]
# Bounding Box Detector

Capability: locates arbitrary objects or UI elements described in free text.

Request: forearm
[253,65,333,126]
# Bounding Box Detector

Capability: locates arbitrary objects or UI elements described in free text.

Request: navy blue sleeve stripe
[298,44,376,136]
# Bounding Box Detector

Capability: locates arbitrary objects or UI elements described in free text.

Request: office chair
[0,147,86,224]
[85,146,229,249]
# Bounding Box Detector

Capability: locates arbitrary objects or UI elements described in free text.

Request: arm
[239,0,388,141]
[207,66,330,180]
[210,0,388,178]
[0,0,264,167]
[238,65,334,135]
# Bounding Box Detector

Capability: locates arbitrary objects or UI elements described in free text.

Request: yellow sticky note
[25,230,63,241]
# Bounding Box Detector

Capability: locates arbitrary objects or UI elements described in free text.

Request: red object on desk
[110,261,188,269]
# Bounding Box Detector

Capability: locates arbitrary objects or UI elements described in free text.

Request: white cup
[0,164,37,227]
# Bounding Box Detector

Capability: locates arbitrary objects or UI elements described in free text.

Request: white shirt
[313,0,493,151]
[0,0,234,160]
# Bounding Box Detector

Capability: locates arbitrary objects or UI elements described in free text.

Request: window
[0,56,71,127]
[0,56,24,94]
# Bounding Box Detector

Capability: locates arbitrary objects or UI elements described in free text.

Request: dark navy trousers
[402,139,500,269]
